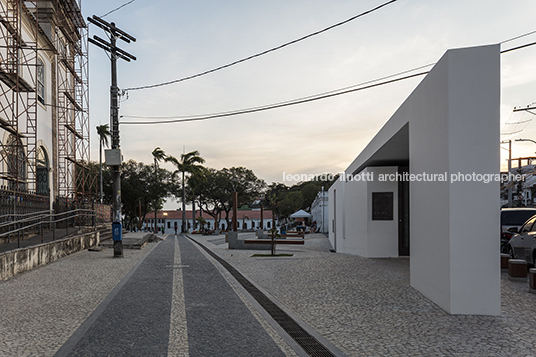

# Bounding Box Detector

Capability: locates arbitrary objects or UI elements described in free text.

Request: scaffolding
[0,0,38,193]
[0,0,91,199]
[54,0,90,198]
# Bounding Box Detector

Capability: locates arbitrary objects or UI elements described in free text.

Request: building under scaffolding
[0,0,91,212]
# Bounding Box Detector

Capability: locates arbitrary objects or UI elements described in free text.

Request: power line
[120,38,536,126]
[101,0,136,18]
[120,71,429,125]
[122,63,434,120]
[501,30,536,44]
[122,0,399,92]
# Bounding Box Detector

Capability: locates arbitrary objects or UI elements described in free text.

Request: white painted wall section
[330,45,500,315]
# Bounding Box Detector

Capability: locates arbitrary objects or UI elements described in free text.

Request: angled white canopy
[291,209,311,218]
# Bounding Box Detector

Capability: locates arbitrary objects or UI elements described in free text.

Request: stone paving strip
[177,235,286,356]
[0,234,158,357]
[190,236,299,357]
[197,233,536,357]
[168,236,189,357]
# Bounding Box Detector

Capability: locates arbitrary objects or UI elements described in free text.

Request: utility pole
[500,140,513,208]
[87,15,136,258]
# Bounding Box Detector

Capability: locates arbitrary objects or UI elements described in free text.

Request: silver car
[507,214,536,265]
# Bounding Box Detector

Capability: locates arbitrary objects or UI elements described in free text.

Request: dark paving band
[187,235,337,357]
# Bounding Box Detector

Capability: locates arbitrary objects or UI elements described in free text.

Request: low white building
[142,209,276,234]
[310,190,328,233]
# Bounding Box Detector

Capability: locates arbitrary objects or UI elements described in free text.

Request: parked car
[500,208,536,253]
[506,214,536,265]
[501,208,536,232]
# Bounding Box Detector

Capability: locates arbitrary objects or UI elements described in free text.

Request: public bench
[244,238,304,245]
[280,232,305,239]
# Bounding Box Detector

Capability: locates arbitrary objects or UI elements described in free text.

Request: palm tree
[166,150,205,233]
[152,147,166,233]
[96,124,111,203]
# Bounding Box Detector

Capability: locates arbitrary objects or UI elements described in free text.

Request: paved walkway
[0,232,535,356]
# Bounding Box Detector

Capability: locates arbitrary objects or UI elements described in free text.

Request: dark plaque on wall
[372,192,393,220]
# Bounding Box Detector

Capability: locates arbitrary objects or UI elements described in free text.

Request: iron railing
[0,209,99,249]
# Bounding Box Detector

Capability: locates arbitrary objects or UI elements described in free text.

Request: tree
[192,167,265,230]
[221,167,266,228]
[196,216,207,231]
[186,167,208,231]
[96,124,111,203]
[151,147,167,233]
[165,150,205,233]
[192,168,227,229]
[120,160,170,230]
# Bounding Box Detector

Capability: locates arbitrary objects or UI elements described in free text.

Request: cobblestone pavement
[0,232,157,357]
[0,233,293,356]
[1,231,535,356]
[195,233,536,357]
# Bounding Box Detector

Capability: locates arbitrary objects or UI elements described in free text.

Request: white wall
[330,45,500,315]
[408,46,500,315]
[338,167,399,257]
[328,179,344,251]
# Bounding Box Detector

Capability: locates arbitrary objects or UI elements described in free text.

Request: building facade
[310,190,328,233]
[0,0,90,214]
[142,209,276,234]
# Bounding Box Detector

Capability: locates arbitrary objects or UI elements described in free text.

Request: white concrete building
[329,45,500,315]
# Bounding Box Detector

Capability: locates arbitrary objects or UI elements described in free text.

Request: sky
[80,0,536,208]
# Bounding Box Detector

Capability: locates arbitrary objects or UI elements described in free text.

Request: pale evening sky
[81,0,536,206]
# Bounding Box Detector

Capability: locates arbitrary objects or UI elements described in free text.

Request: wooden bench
[244,239,304,245]
[244,236,304,255]
[280,233,305,239]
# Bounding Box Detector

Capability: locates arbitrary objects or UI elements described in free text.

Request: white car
[506,214,536,265]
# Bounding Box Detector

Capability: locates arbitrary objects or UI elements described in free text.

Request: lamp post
[515,138,536,146]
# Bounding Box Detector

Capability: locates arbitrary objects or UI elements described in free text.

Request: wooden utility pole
[88,15,136,257]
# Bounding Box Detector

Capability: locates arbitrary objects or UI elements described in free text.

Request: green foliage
[101,159,173,230]
[191,166,266,228]
[196,216,207,229]
[266,174,338,220]
[96,124,111,148]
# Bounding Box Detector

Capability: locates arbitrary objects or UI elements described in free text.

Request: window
[6,134,26,191]
[267,221,271,229]
[372,192,394,220]
[60,38,67,58]
[521,216,536,233]
[37,58,45,104]
[36,146,49,196]
[167,222,171,229]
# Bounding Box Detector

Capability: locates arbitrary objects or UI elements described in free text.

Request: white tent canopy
[290,209,312,218]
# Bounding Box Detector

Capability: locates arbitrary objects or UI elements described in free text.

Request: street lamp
[515,138,536,148]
